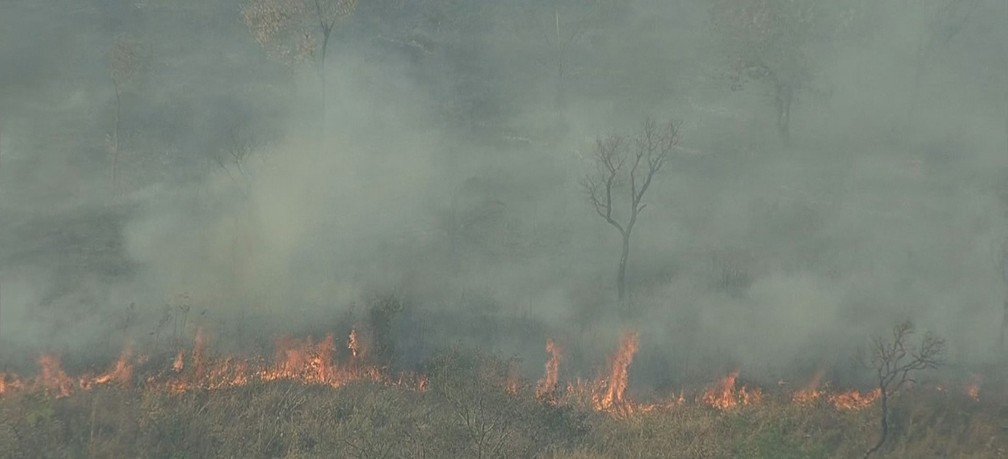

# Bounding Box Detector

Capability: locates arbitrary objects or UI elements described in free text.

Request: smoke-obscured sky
[1,0,1007,388]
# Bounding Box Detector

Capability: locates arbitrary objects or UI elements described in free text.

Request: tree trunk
[111,78,121,197]
[776,83,792,145]
[319,26,332,133]
[864,388,890,458]
[1004,0,1008,174]
[617,230,631,303]
[1000,299,1008,354]
[554,6,566,114]
[1002,0,1008,358]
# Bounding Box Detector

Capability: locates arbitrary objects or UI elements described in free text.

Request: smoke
[1,0,1007,388]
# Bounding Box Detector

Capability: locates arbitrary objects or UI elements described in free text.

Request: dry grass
[0,354,1005,459]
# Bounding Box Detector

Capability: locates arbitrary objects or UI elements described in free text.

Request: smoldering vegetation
[1,0,1007,394]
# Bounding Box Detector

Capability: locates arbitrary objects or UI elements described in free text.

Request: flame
[172,350,185,372]
[792,370,825,404]
[0,327,426,400]
[192,327,208,376]
[347,328,361,359]
[828,388,880,410]
[535,338,561,402]
[37,354,74,398]
[88,348,134,388]
[965,382,980,401]
[701,370,762,410]
[0,329,967,421]
[0,373,25,396]
[592,331,639,414]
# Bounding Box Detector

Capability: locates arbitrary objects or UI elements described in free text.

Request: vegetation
[860,321,946,458]
[0,350,1002,458]
[582,119,681,305]
[2,1,1008,458]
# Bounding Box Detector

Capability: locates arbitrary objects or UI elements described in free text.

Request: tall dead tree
[109,37,138,197]
[523,0,617,114]
[906,0,979,130]
[993,239,1008,354]
[860,321,945,459]
[241,0,357,125]
[709,0,823,145]
[583,119,680,305]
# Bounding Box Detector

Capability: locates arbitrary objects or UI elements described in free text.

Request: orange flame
[701,370,762,410]
[147,328,414,394]
[0,327,431,400]
[792,369,825,404]
[88,348,134,388]
[828,388,880,410]
[347,328,361,359]
[0,372,25,396]
[37,354,74,398]
[592,331,639,414]
[535,338,561,402]
[192,327,208,376]
[0,330,957,420]
[965,382,980,401]
[172,350,185,372]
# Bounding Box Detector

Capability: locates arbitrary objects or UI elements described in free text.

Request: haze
[1,0,1006,390]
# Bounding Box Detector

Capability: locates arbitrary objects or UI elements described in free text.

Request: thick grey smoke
[1,0,1006,387]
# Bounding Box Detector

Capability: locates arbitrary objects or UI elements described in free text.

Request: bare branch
[862,321,945,458]
[241,0,356,66]
[582,118,681,302]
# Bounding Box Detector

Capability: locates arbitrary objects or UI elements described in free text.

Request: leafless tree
[582,118,681,305]
[521,0,618,114]
[211,121,258,183]
[992,239,1008,355]
[709,0,823,144]
[241,0,357,123]
[860,321,945,459]
[109,36,140,197]
[907,0,980,128]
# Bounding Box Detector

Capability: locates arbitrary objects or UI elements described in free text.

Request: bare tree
[520,0,618,115]
[241,0,357,123]
[583,119,681,304]
[860,321,945,459]
[906,0,980,128]
[210,121,258,184]
[1003,0,1008,160]
[709,0,826,145]
[109,36,139,197]
[992,239,1008,354]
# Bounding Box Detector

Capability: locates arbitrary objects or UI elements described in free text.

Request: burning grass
[0,328,1005,458]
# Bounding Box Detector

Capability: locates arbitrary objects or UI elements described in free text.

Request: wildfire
[172,350,185,372]
[162,329,386,393]
[701,370,762,410]
[966,382,980,401]
[87,348,134,388]
[788,370,880,410]
[592,331,639,414]
[37,354,75,398]
[347,328,361,359]
[828,388,880,410]
[0,328,977,419]
[0,373,25,396]
[535,338,561,402]
[0,348,138,399]
[0,327,424,399]
[791,370,825,404]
